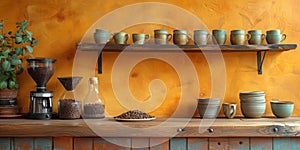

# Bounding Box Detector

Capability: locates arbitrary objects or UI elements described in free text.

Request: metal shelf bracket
[257,51,267,75]
[98,51,102,74]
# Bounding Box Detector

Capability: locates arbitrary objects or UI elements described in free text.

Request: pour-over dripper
[27,58,56,91]
[57,76,83,119]
[57,76,83,91]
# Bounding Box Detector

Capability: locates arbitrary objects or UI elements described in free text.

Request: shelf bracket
[257,51,266,75]
[98,50,102,74]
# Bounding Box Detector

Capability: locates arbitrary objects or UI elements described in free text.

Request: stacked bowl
[197,98,221,118]
[239,91,266,118]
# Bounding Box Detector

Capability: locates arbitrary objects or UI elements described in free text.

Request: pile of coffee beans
[58,99,81,119]
[114,110,154,119]
[83,103,105,119]
[28,67,54,86]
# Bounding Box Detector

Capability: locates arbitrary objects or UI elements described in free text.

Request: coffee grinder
[26,58,56,119]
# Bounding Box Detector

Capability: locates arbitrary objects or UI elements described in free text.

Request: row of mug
[94,29,286,45]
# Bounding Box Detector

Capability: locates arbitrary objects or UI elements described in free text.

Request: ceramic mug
[113,32,129,44]
[94,29,111,44]
[194,30,210,45]
[222,103,237,119]
[173,30,189,45]
[248,30,265,45]
[212,29,226,45]
[230,30,251,45]
[154,29,172,44]
[266,30,286,44]
[132,33,150,44]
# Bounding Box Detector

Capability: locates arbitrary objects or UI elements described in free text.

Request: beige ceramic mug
[132,33,150,44]
[113,32,129,44]
[222,103,237,119]
[173,30,189,45]
[230,30,251,45]
[154,29,172,44]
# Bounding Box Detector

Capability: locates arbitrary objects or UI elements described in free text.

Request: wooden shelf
[76,43,297,74]
[1,117,300,137]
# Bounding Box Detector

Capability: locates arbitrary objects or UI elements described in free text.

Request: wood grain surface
[1,118,300,137]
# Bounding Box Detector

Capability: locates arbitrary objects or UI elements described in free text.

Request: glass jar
[83,77,105,119]
[57,77,82,119]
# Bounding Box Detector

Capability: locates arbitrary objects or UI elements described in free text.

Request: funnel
[57,77,83,91]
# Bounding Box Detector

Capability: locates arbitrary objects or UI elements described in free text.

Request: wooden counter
[1,117,300,149]
[1,117,300,137]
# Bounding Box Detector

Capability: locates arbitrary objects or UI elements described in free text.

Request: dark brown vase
[0,88,18,99]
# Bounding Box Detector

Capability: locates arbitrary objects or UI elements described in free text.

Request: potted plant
[0,19,37,113]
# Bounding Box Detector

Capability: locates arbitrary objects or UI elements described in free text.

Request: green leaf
[0,24,3,29]
[15,47,22,55]
[10,56,21,65]
[15,36,22,44]
[25,45,33,53]
[26,31,32,40]
[1,60,10,71]
[2,48,10,57]
[0,81,7,89]
[32,39,38,46]
[8,80,16,89]
[16,64,23,74]
[15,83,20,89]
[0,35,3,39]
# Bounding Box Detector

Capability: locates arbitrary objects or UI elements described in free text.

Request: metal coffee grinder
[26,58,56,119]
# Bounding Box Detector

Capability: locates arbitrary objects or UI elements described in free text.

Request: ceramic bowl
[240,91,266,103]
[197,103,220,118]
[240,102,266,118]
[271,101,294,118]
[197,98,220,104]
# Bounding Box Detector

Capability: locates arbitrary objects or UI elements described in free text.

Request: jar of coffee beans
[83,77,105,119]
[57,77,83,119]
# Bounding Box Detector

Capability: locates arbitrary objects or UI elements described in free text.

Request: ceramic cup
[197,98,221,118]
[132,33,150,44]
[94,29,111,44]
[194,30,210,45]
[173,30,189,45]
[230,30,251,45]
[154,29,172,44]
[248,30,265,45]
[212,29,226,45]
[222,103,237,119]
[113,32,129,44]
[266,30,286,44]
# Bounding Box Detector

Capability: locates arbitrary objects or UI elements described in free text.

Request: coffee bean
[114,110,154,119]
[83,103,105,119]
[58,99,81,119]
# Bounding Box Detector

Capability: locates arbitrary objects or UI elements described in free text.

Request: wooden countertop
[1,117,300,137]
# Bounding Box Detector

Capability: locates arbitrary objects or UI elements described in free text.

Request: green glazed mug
[248,30,265,45]
[212,29,226,45]
[266,30,286,44]
[94,29,111,44]
[132,33,150,44]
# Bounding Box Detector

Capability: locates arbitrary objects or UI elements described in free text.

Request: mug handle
[145,34,150,40]
[186,33,192,42]
[125,34,129,41]
[229,104,236,118]
[167,34,172,41]
[245,33,251,41]
[261,34,265,41]
[207,34,211,40]
[281,34,286,42]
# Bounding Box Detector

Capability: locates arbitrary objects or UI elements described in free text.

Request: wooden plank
[170,138,186,150]
[94,138,130,150]
[14,138,34,150]
[77,43,297,52]
[149,138,169,150]
[74,138,93,150]
[209,138,228,150]
[132,138,149,150]
[250,138,272,150]
[0,138,11,150]
[273,138,300,150]
[53,137,73,150]
[187,138,208,150]
[1,118,300,137]
[34,137,52,150]
[229,138,249,150]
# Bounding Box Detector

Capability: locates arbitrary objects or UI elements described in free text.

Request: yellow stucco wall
[0,0,300,117]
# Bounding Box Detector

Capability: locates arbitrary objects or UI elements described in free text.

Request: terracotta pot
[0,89,18,99]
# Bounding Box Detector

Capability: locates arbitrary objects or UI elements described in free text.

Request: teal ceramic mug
[212,29,226,45]
[94,29,111,44]
[132,33,150,44]
[154,29,172,44]
[230,30,251,45]
[248,30,265,45]
[266,30,286,44]
[194,30,210,45]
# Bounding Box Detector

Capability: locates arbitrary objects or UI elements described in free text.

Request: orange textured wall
[0,0,300,117]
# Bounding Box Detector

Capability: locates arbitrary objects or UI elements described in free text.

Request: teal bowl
[271,101,294,118]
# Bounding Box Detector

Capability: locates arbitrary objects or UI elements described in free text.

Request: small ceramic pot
[197,98,221,118]
[212,29,226,45]
[271,100,294,118]
[248,30,265,44]
[240,102,266,118]
[94,29,111,44]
